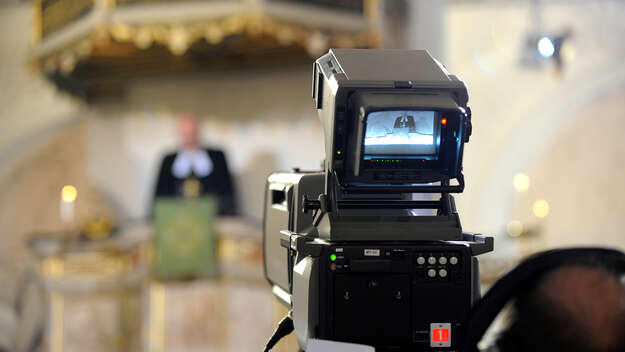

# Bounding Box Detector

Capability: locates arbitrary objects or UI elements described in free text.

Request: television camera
[263,49,494,351]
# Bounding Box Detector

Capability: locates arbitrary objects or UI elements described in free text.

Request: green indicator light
[337,150,342,155]
[330,254,337,261]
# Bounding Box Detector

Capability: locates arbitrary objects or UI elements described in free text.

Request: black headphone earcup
[461,247,625,352]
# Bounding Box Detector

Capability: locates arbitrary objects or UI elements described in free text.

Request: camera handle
[303,194,457,215]
[341,173,465,194]
[303,173,465,215]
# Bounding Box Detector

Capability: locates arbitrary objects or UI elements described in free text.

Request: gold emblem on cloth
[183,178,202,198]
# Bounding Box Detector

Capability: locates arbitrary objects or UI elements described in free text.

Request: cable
[263,311,294,352]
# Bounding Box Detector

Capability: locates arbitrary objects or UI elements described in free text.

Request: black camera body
[295,239,485,350]
[263,49,493,351]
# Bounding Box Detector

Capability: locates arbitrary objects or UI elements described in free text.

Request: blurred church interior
[0,0,624,351]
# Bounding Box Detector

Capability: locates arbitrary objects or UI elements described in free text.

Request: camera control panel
[318,242,474,351]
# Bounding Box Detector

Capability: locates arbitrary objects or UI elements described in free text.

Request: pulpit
[30,0,382,100]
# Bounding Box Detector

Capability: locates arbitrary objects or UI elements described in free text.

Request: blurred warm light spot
[204,26,224,45]
[61,185,77,203]
[169,26,190,56]
[533,199,550,218]
[134,28,153,50]
[306,31,329,56]
[110,23,133,41]
[506,220,524,237]
[513,173,530,192]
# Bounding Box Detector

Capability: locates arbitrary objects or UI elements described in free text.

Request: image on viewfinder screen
[364,110,436,156]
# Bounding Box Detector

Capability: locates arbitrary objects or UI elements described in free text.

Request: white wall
[513,92,625,251]
[404,0,446,60]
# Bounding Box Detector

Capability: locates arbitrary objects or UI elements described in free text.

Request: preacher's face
[178,114,199,148]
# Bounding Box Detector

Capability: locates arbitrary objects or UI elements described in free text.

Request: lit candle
[60,185,77,223]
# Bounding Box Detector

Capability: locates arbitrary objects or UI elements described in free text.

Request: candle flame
[62,185,77,203]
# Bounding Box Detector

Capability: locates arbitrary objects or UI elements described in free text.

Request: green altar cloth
[153,197,218,279]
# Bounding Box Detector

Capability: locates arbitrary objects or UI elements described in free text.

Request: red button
[432,328,449,342]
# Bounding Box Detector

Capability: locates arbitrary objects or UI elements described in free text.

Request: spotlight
[537,36,555,58]
[521,29,574,74]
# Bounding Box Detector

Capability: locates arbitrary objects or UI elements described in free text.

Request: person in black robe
[153,114,237,215]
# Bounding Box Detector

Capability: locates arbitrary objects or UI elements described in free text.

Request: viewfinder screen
[364,110,437,156]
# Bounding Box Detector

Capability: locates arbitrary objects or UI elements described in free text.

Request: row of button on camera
[416,255,459,266]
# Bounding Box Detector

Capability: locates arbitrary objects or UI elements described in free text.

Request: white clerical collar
[171,148,213,178]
